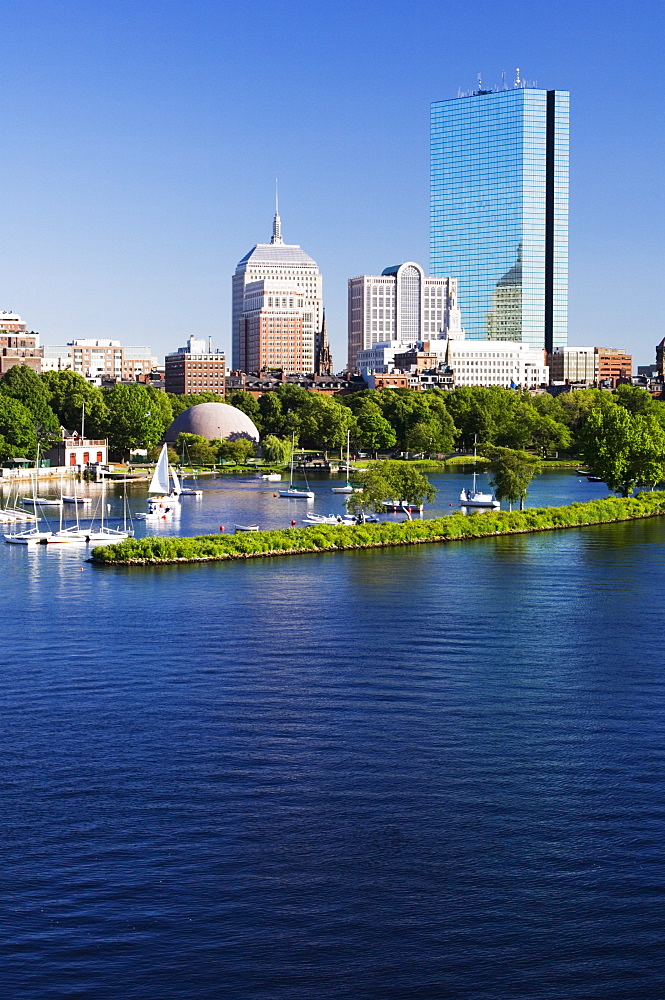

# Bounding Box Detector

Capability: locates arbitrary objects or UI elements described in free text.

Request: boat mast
[472,434,478,494]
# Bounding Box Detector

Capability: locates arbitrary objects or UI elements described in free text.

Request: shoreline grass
[90,492,665,567]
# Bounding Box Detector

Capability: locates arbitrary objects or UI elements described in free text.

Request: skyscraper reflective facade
[431,85,569,352]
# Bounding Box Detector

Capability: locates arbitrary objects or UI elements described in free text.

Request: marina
[0,466,626,547]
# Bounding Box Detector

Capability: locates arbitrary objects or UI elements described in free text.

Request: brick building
[164,337,226,395]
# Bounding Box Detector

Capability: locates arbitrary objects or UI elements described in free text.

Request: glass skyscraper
[430,86,569,351]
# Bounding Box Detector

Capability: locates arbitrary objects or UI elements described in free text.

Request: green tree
[353,401,396,457]
[258,392,284,437]
[495,400,539,449]
[347,460,436,521]
[173,432,218,465]
[485,447,543,511]
[261,434,292,465]
[105,383,171,459]
[300,394,354,455]
[41,370,109,438]
[226,390,262,430]
[531,414,573,457]
[580,406,665,496]
[442,386,505,447]
[614,384,656,415]
[404,393,457,454]
[272,383,310,439]
[145,386,173,439]
[216,438,256,463]
[0,364,59,444]
[0,395,39,461]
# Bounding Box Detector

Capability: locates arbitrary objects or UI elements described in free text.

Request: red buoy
[291,520,296,526]
[220,525,225,532]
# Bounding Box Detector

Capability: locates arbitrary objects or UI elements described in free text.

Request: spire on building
[271,179,283,245]
[315,309,333,375]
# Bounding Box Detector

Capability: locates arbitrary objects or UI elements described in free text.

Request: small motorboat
[382,500,424,513]
[587,476,603,483]
[179,487,203,496]
[235,524,260,532]
[260,473,282,481]
[302,514,345,525]
[62,495,92,504]
[575,469,590,476]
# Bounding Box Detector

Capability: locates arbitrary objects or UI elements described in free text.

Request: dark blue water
[2,472,665,999]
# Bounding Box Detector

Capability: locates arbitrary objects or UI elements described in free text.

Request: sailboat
[50,478,133,542]
[331,430,357,493]
[5,448,54,544]
[278,434,314,499]
[139,443,182,516]
[178,440,203,496]
[459,437,500,509]
[84,481,133,541]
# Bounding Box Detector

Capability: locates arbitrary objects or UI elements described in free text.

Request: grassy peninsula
[91,492,665,566]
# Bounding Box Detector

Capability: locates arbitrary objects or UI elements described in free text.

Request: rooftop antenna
[515,67,522,88]
[477,72,482,91]
[271,178,283,245]
[501,70,507,90]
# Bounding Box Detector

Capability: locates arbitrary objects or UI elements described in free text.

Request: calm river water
[2,471,664,999]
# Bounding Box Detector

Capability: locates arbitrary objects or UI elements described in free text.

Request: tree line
[1,367,664,496]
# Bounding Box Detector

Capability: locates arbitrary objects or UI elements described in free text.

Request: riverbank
[90,492,665,566]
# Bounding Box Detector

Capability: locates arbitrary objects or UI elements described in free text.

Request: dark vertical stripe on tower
[544,91,555,354]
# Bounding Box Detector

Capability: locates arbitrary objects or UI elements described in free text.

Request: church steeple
[271,179,283,245]
[315,309,333,375]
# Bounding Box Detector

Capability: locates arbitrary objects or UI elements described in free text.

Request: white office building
[347,262,463,370]
[41,345,73,371]
[445,340,548,388]
[359,337,548,389]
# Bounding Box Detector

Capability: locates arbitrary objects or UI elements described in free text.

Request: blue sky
[1,0,663,365]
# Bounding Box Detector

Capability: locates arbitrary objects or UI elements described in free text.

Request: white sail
[149,444,171,494]
[169,465,182,496]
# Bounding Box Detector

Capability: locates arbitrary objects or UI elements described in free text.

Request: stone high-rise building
[232,206,323,374]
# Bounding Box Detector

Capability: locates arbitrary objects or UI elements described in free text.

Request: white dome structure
[165,402,259,443]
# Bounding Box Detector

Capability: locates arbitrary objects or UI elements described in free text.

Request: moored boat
[382,500,424,513]
[459,438,500,510]
[278,434,315,499]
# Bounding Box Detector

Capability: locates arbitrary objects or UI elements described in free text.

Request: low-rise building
[70,339,158,380]
[597,348,632,387]
[548,346,598,384]
[44,431,108,469]
[0,312,42,373]
[164,337,226,395]
[445,340,548,388]
[226,370,352,398]
[41,345,73,372]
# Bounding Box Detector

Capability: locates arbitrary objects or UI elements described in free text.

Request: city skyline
[0,0,662,366]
